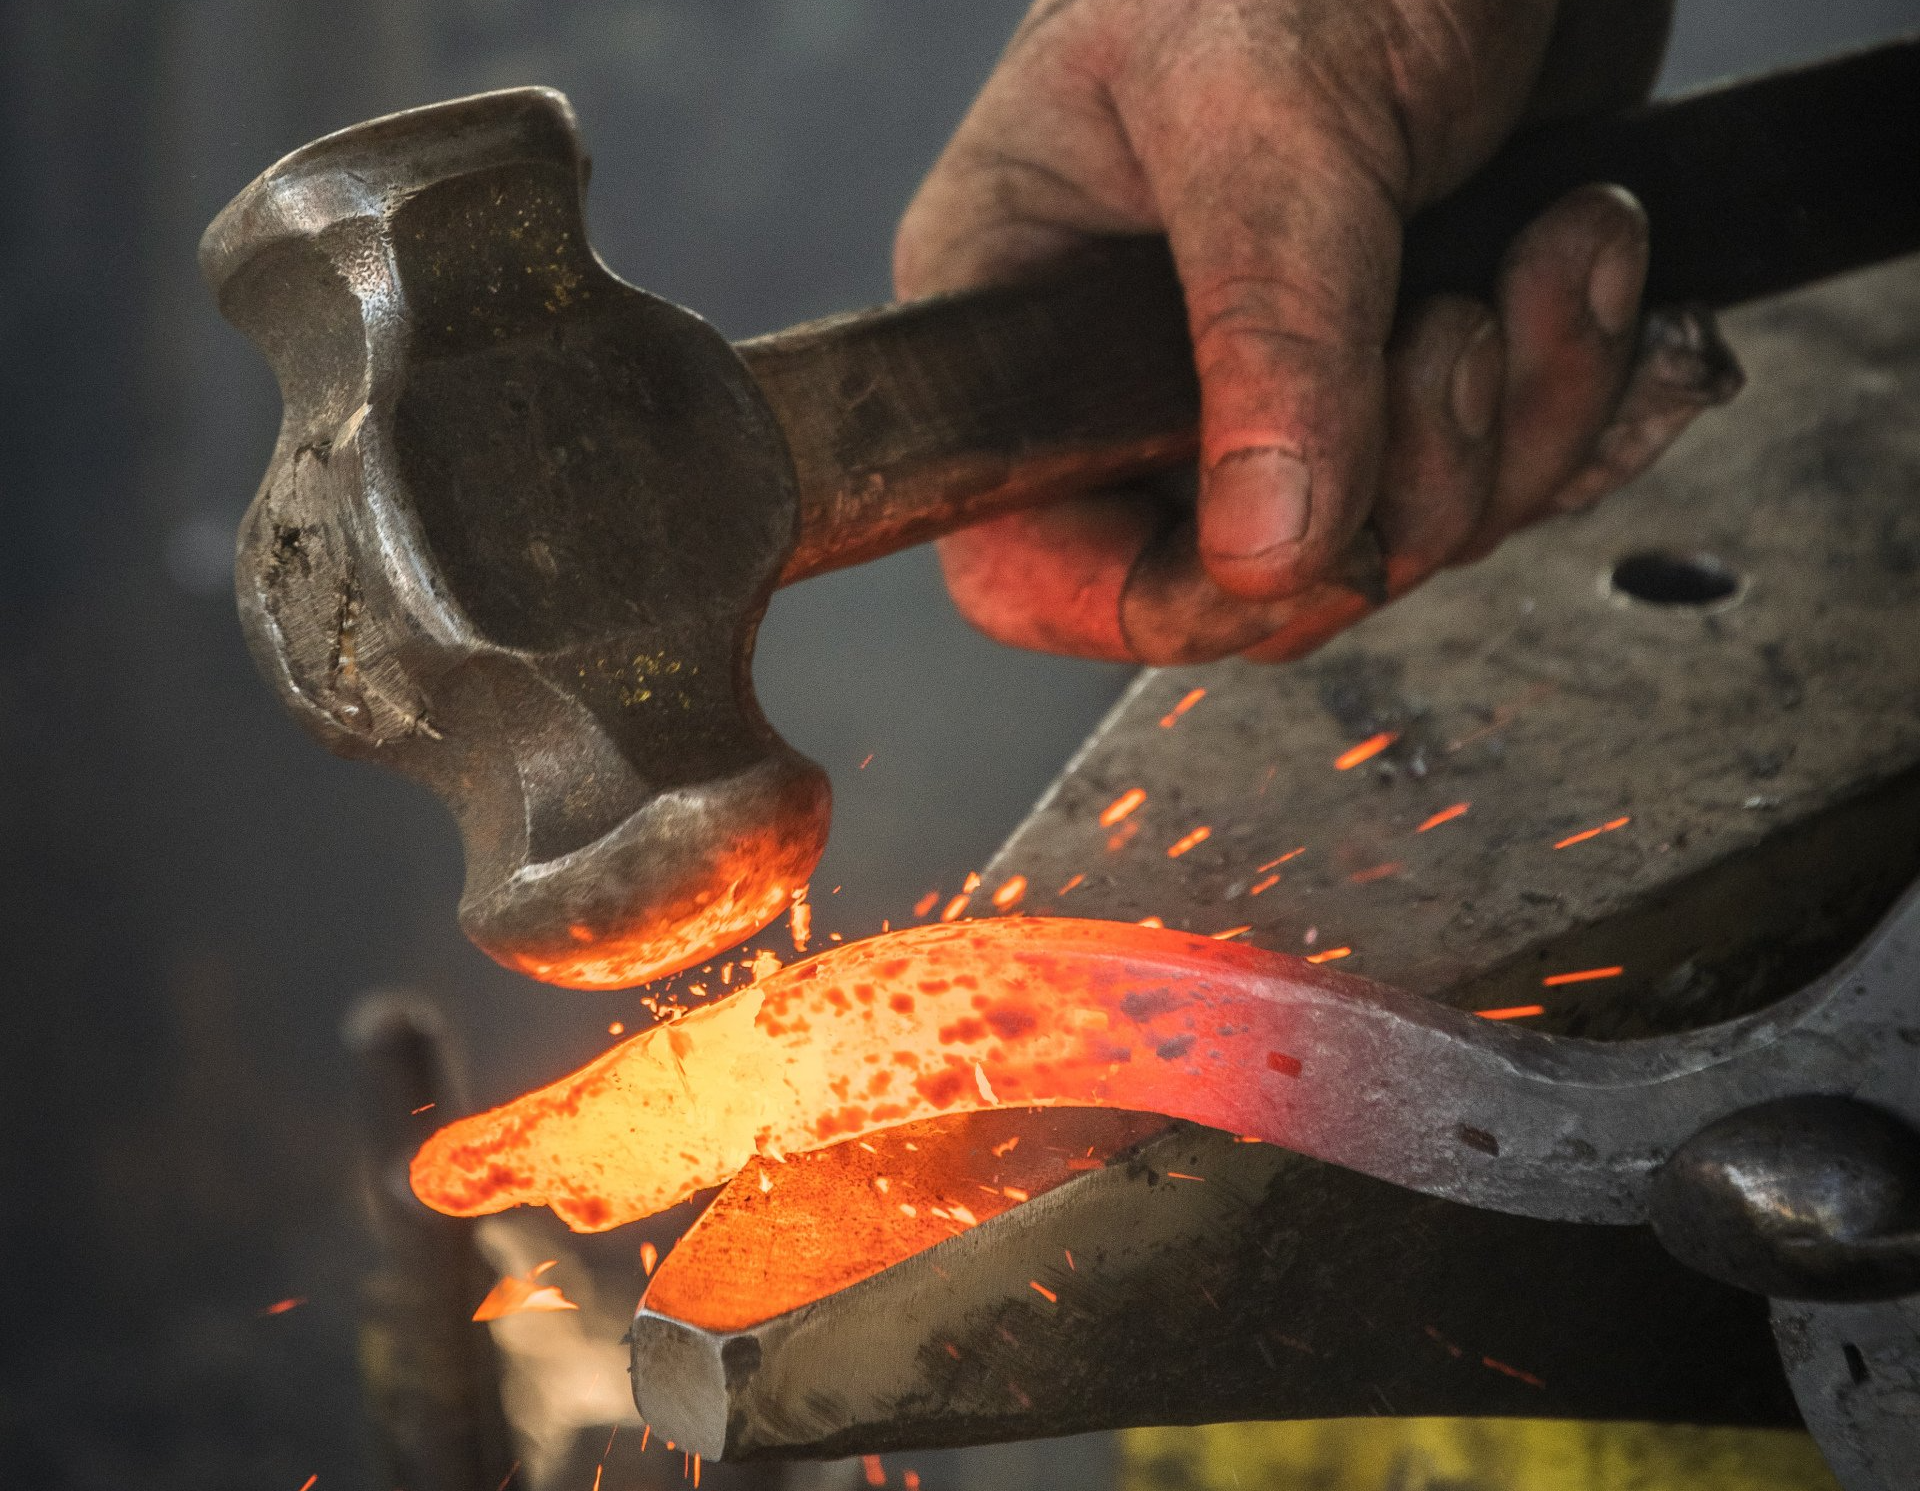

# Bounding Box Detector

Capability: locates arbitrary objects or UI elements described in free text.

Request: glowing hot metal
[410,917,1382,1232]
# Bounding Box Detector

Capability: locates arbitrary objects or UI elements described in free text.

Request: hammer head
[201,89,828,988]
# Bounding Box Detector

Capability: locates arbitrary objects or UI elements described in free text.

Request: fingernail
[1587,226,1646,339]
[1448,316,1502,442]
[1203,447,1310,557]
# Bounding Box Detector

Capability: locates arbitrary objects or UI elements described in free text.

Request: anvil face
[625,251,1920,1459]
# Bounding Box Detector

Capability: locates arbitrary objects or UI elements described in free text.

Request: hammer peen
[201,43,1920,989]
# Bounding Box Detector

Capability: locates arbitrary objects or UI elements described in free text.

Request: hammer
[200,42,1920,989]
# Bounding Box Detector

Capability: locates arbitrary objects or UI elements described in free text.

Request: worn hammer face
[201,90,829,988]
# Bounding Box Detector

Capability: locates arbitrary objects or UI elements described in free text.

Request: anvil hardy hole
[1608,550,1743,608]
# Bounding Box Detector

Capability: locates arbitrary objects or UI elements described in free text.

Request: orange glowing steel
[1167,825,1211,858]
[1100,787,1147,827]
[1305,947,1352,964]
[992,876,1028,910]
[410,918,1382,1233]
[1416,802,1470,833]
[862,1454,885,1486]
[472,1260,579,1321]
[1542,966,1624,986]
[1477,1004,1546,1021]
[1334,732,1397,770]
[1554,816,1631,849]
[1159,687,1206,728]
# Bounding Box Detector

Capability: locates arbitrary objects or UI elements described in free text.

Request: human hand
[896,0,1741,663]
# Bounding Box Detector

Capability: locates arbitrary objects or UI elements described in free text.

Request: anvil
[619,248,1920,1488]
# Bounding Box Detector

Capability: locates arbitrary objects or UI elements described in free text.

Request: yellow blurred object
[1119,1420,1842,1491]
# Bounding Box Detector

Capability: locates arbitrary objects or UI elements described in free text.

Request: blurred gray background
[2,1,1917,1486]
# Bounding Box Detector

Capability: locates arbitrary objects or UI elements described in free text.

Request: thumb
[1146,99,1403,600]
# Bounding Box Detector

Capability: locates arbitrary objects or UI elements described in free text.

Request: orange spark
[863,1454,886,1487]
[1212,926,1252,940]
[410,1102,436,1114]
[992,876,1028,910]
[410,918,1387,1234]
[858,753,874,769]
[297,1477,318,1491]
[471,1260,579,1321]
[1477,1005,1546,1021]
[1002,1186,1029,1202]
[260,1297,306,1317]
[1483,1355,1546,1388]
[608,1021,625,1036]
[1554,816,1631,849]
[1305,947,1352,964]
[962,872,982,894]
[1165,1172,1205,1182]
[790,897,812,954]
[1334,732,1397,770]
[1543,966,1624,986]
[1348,862,1403,885]
[1248,873,1280,896]
[905,1472,922,1490]
[1106,819,1143,853]
[1259,848,1306,871]
[1029,1280,1058,1303]
[1058,873,1086,896]
[990,1135,1020,1157]
[1136,915,1165,928]
[1065,1249,1076,1270]
[913,891,939,918]
[1100,787,1148,827]
[1416,803,1470,833]
[939,895,970,923]
[640,1242,659,1276]
[1167,825,1212,858]
[1159,687,1206,728]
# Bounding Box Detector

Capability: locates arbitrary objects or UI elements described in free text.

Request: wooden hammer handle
[741,36,1920,586]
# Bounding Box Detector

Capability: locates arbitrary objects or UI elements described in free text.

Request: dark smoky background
[3,1,1916,1486]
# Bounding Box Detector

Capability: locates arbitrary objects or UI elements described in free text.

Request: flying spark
[1416,802,1470,833]
[1167,825,1212,858]
[1159,688,1206,728]
[992,876,1028,910]
[1099,788,1147,827]
[1305,947,1352,964]
[1554,816,1631,849]
[1477,1004,1545,1021]
[1542,966,1623,987]
[1334,732,1397,770]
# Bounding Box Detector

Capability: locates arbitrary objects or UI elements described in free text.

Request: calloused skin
[896,0,1742,663]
